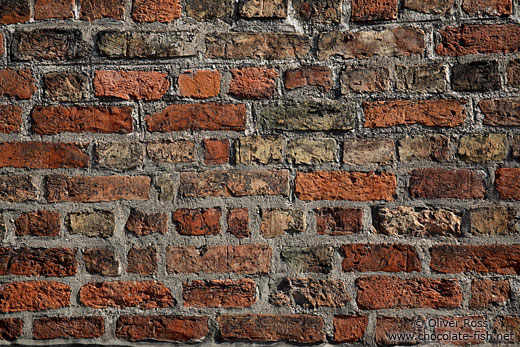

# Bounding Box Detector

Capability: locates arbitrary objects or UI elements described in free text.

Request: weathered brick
[132,0,182,22]
[0,281,70,312]
[340,66,391,93]
[96,142,144,170]
[364,100,466,127]
[470,207,516,235]
[236,136,282,165]
[206,33,310,59]
[319,28,424,60]
[186,0,233,19]
[0,105,22,133]
[178,70,221,98]
[260,101,355,131]
[184,279,256,308]
[316,207,363,235]
[94,70,169,101]
[288,138,336,164]
[116,315,209,342]
[334,315,368,343]
[458,134,506,162]
[15,211,61,237]
[167,244,272,274]
[227,208,249,238]
[180,170,289,197]
[173,208,221,236]
[239,0,288,18]
[47,175,150,202]
[342,244,421,273]
[0,0,30,23]
[496,168,520,200]
[155,174,176,201]
[67,211,115,238]
[433,316,487,345]
[462,0,512,16]
[0,247,76,277]
[147,140,195,163]
[44,72,89,102]
[409,169,484,199]
[32,106,133,135]
[430,244,520,274]
[398,135,450,162]
[285,66,332,91]
[83,248,120,276]
[343,138,394,165]
[357,276,462,309]
[229,68,278,99]
[293,0,341,22]
[270,278,350,308]
[0,175,37,202]
[33,317,104,339]
[0,142,89,169]
[125,210,168,236]
[403,0,454,14]
[492,317,520,343]
[396,65,447,93]
[146,103,246,132]
[127,247,157,276]
[260,209,306,238]
[375,316,423,345]
[217,314,325,343]
[373,206,462,237]
[295,171,396,201]
[470,279,510,308]
[0,69,36,99]
[351,0,398,21]
[12,29,90,61]
[79,0,125,20]
[480,98,520,125]
[452,61,500,91]
[80,281,173,308]
[35,0,74,19]
[507,60,520,87]
[0,319,23,340]
[281,245,333,273]
[203,139,229,165]
[437,24,520,56]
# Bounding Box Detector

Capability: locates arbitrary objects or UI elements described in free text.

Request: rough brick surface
[0,319,23,340]
[0,247,77,277]
[341,244,421,273]
[0,281,70,312]
[0,106,22,133]
[15,211,61,237]
[116,315,208,342]
[0,69,36,99]
[178,70,221,98]
[409,169,485,199]
[183,279,257,307]
[0,142,89,169]
[270,278,350,308]
[229,68,278,99]
[334,315,368,343]
[173,208,221,235]
[94,70,169,100]
[33,317,104,339]
[132,0,182,22]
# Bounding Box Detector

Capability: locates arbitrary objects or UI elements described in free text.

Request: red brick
[463,0,512,15]
[496,168,520,199]
[341,244,421,272]
[437,24,520,56]
[0,247,76,277]
[46,175,150,202]
[15,211,61,237]
[35,0,74,19]
[203,139,229,165]
[433,316,487,345]
[0,106,22,133]
[470,279,510,308]
[356,276,463,309]
[351,0,398,21]
[33,317,104,339]
[183,279,257,307]
[94,70,169,101]
[173,208,221,236]
[364,100,466,127]
[80,0,125,19]
[409,168,485,199]
[132,0,182,22]
[32,106,133,135]
[178,70,221,98]
[167,244,272,274]
[0,142,89,169]
[295,171,396,201]
[125,210,168,236]
[116,315,208,342]
[0,281,70,312]
[403,0,454,14]
[229,67,279,99]
[79,281,173,309]
[0,0,30,23]
[285,66,332,91]
[480,98,520,125]
[180,170,289,197]
[217,314,325,343]
[83,248,120,276]
[334,315,368,343]
[492,316,520,343]
[316,207,363,235]
[0,319,23,340]
[269,278,349,308]
[0,175,36,202]
[146,103,246,132]
[227,208,250,238]
[293,0,341,22]
[128,247,157,276]
[375,316,423,345]
[430,244,520,274]
[44,72,89,102]
[0,69,36,99]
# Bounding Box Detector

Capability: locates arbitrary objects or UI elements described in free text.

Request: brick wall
[0,0,519,345]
